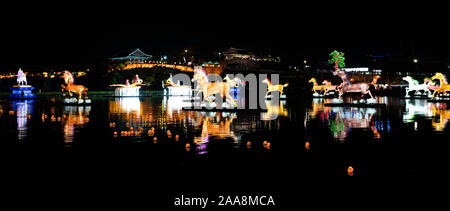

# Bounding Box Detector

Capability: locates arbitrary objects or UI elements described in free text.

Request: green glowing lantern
[328,50,346,71]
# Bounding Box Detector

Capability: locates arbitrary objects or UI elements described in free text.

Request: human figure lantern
[110,75,143,97]
[61,71,89,103]
[163,74,192,96]
[9,68,36,99]
[330,50,374,101]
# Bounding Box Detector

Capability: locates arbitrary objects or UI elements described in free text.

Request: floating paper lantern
[153,137,158,143]
[266,142,271,149]
[263,141,268,148]
[305,141,310,150]
[347,166,354,176]
[246,141,251,149]
[185,143,191,151]
[114,132,118,137]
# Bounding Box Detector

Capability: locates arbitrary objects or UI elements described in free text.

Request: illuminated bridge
[110,48,194,72]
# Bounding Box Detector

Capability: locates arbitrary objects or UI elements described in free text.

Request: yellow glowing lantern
[305,142,310,150]
[263,141,268,148]
[348,166,354,176]
[175,135,179,141]
[153,137,158,143]
[266,142,271,149]
[246,141,251,149]
[114,132,118,137]
[185,143,191,151]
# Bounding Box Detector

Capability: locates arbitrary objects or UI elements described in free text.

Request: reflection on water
[109,97,141,116]
[11,100,34,140]
[329,107,380,140]
[403,99,432,122]
[431,103,450,131]
[261,100,288,121]
[108,96,288,154]
[192,112,237,154]
[1,96,290,153]
[307,98,387,141]
[63,106,90,145]
[402,99,449,132]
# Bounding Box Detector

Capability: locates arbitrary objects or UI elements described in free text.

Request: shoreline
[0,90,165,97]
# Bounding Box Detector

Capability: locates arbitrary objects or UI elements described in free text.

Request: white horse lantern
[17,68,27,86]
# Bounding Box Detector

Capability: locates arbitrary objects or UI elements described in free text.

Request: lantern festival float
[110,74,144,97]
[427,72,450,102]
[262,78,288,99]
[162,74,192,96]
[401,76,433,98]
[308,78,338,98]
[183,67,243,110]
[9,68,36,99]
[61,71,91,104]
[325,50,384,107]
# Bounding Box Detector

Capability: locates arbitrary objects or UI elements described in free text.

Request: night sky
[1,2,448,72]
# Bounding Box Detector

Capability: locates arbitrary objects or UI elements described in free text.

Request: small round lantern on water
[185,143,191,151]
[347,166,354,176]
[153,137,158,144]
[305,141,310,150]
[266,142,271,150]
[263,141,268,148]
[114,131,118,137]
[246,141,251,149]
[175,135,179,142]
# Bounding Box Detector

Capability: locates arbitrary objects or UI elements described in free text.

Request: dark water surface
[0,95,449,192]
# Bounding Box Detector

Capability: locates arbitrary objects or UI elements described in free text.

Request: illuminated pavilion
[111,48,153,63]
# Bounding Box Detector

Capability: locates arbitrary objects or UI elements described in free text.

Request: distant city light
[413,58,418,63]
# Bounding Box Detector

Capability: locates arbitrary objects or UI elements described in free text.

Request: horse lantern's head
[431,73,443,81]
[262,78,270,84]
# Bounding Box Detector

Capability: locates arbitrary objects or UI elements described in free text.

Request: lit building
[202,61,223,75]
[222,47,255,60]
[110,48,153,64]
